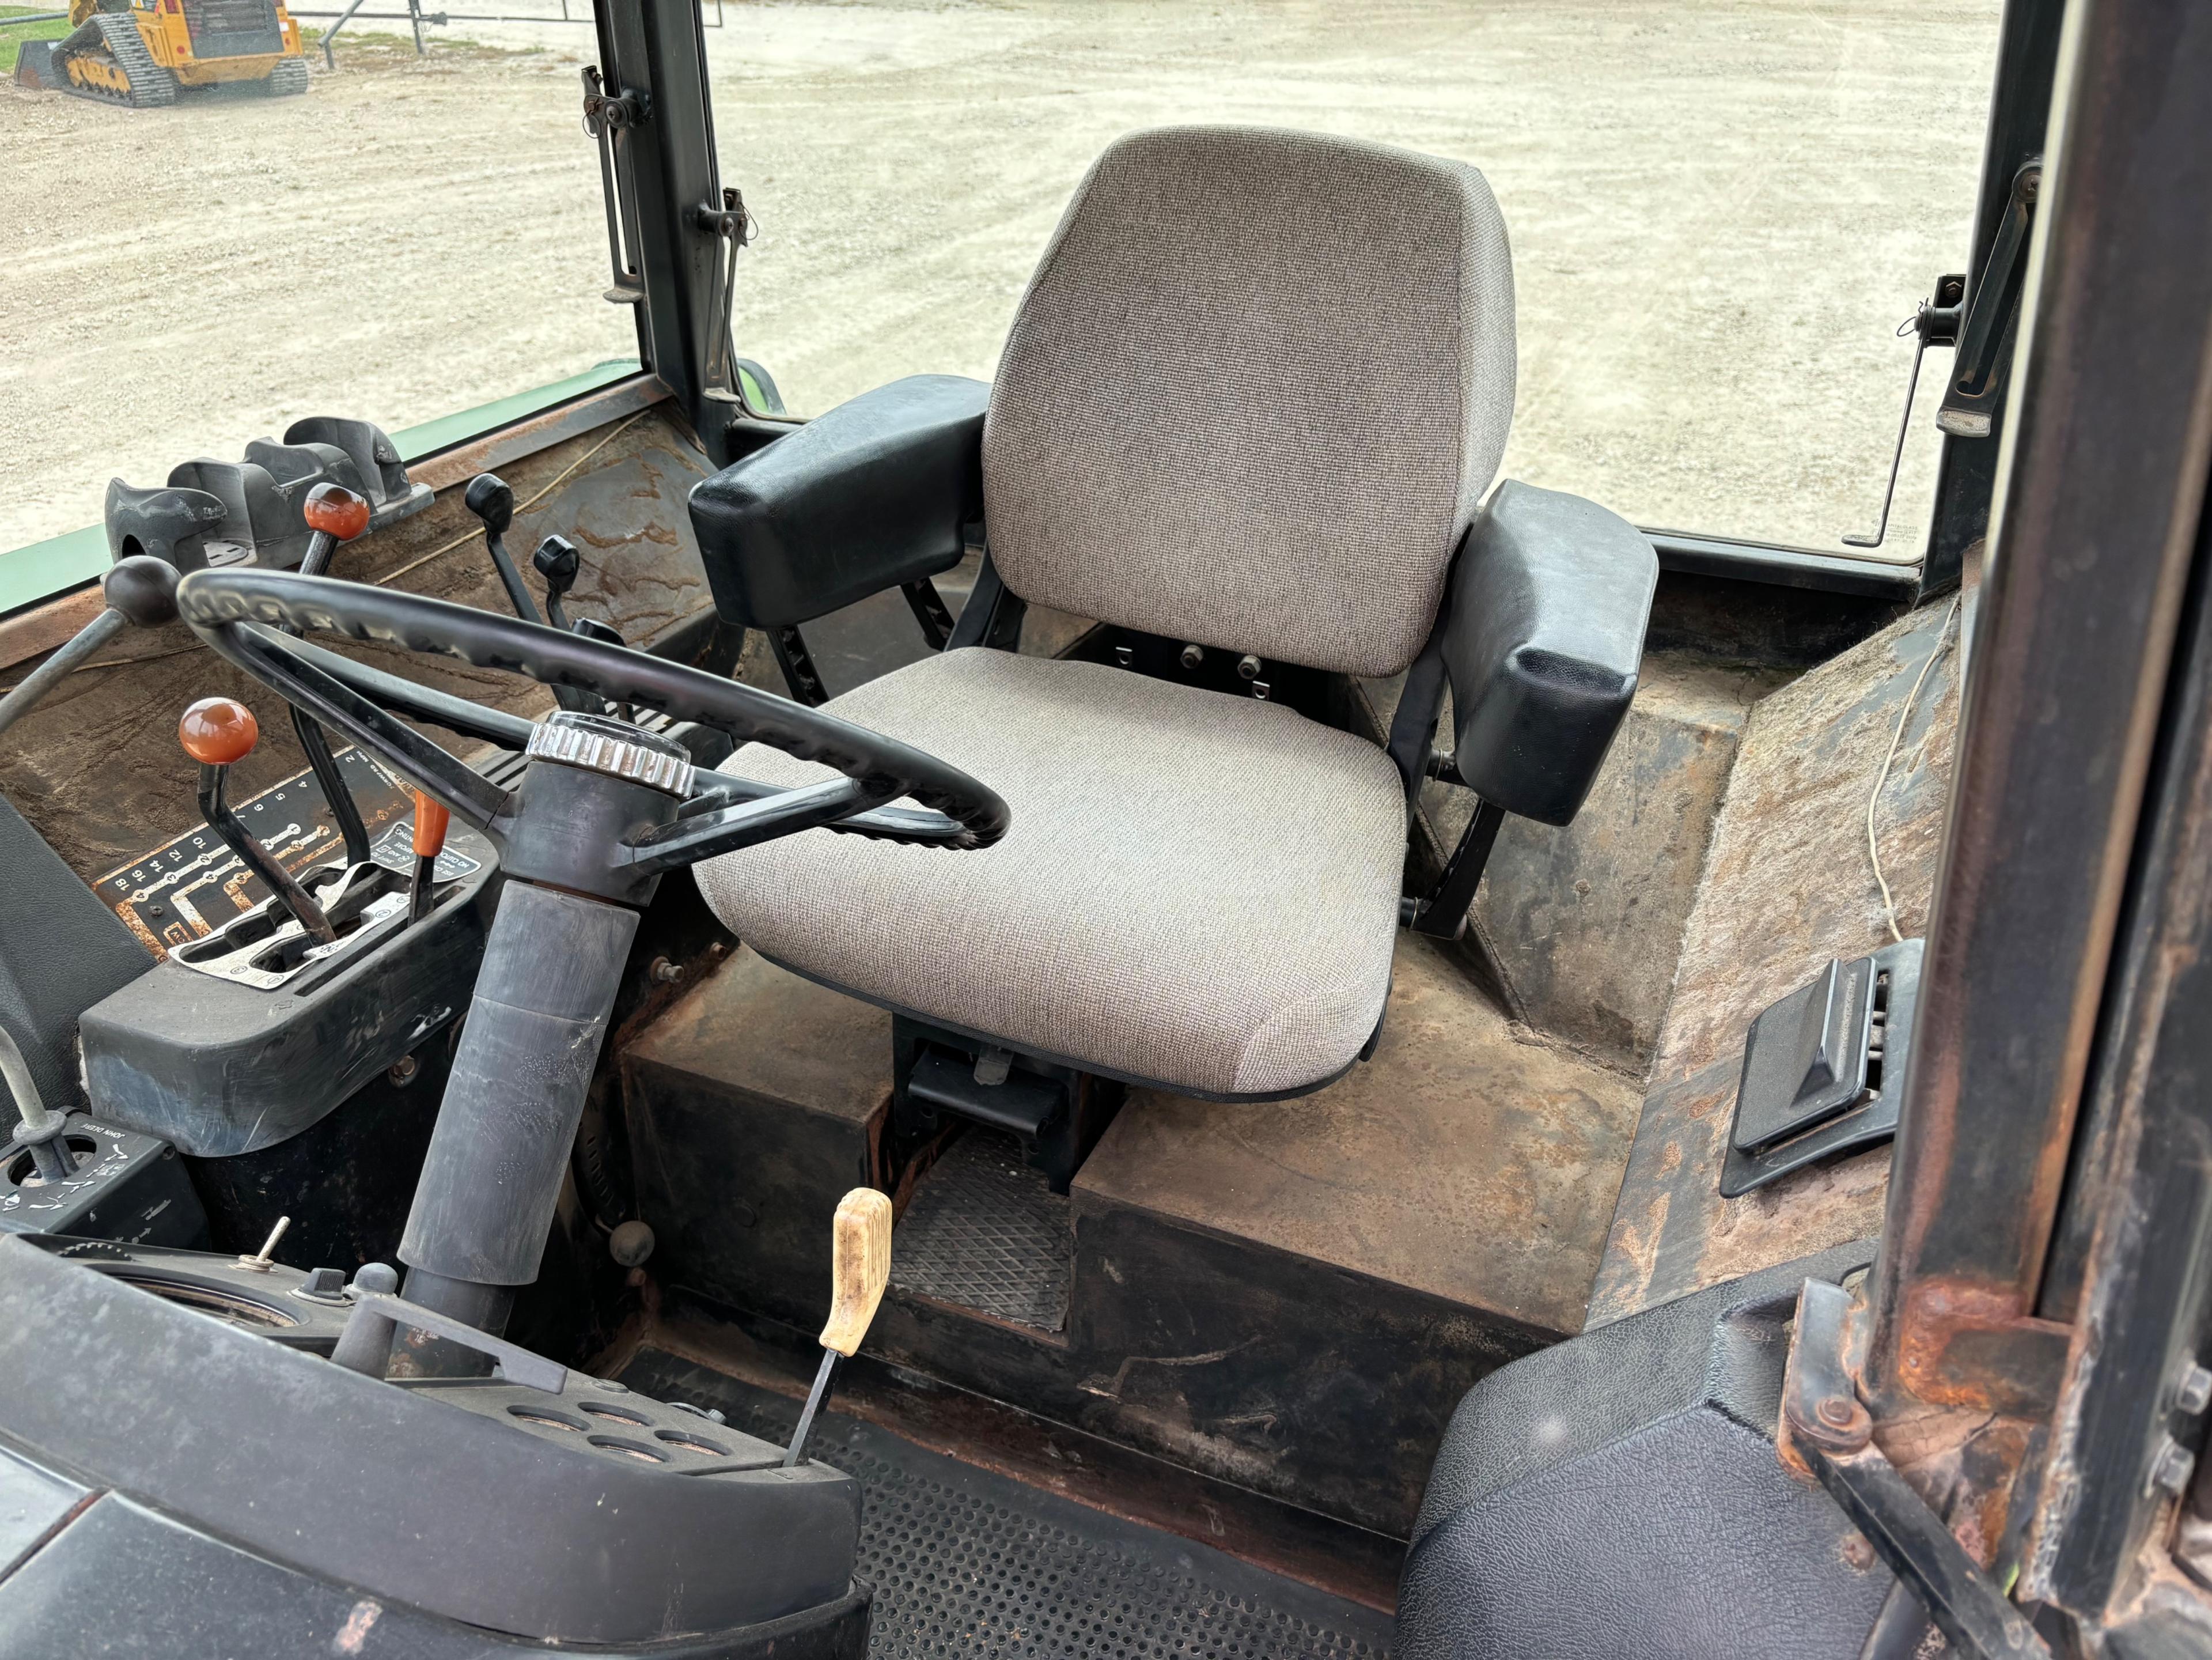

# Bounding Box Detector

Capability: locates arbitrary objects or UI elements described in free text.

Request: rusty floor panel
[1344,649,1782,1076]
[619,1349,1397,1658]
[623,932,1636,1536]
[1588,586,1971,1324]
[1075,930,1642,1336]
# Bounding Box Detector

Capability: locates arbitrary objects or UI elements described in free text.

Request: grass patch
[300,24,544,70]
[1,3,73,76]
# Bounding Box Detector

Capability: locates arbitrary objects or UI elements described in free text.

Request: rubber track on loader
[55,13,178,107]
[264,55,307,94]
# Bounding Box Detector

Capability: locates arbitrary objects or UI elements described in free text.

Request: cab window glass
[710,1,2003,563]
[2,13,630,553]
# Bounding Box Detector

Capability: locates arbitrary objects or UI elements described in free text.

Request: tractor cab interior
[4,0,2212,1655]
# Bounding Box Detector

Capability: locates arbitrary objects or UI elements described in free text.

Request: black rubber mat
[622,1351,1396,1660]
[891,1130,1073,1333]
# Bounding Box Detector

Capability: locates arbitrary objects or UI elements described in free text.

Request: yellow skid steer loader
[16,0,306,107]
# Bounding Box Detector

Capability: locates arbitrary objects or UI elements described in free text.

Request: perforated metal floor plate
[892,1130,1073,1333]
[620,1356,1395,1660]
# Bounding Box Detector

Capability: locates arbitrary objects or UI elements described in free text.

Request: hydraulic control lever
[453,501,596,714]
[0,556,179,743]
[288,485,376,869]
[297,481,370,581]
[533,533,580,632]
[463,474,545,625]
[179,697,337,945]
[408,789,449,923]
[533,535,616,714]
[785,1189,892,1466]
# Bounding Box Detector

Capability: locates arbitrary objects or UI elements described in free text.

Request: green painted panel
[0,526,110,618]
[389,358,641,462]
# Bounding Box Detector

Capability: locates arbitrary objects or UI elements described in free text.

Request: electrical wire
[1866,595,1961,944]
[369,409,653,590]
[0,641,204,699]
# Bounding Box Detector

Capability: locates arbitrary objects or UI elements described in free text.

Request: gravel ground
[2,0,2001,559]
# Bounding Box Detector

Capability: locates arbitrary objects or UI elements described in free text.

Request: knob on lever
[408,789,450,923]
[532,534,581,633]
[180,697,338,945]
[299,482,372,577]
[0,556,180,744]
[784,1188,892,1468]
[464,474,544,625]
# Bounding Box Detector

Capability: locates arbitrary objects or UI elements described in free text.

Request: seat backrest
[982,125,1515,679]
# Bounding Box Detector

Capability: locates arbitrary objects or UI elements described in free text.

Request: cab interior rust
[1,0,2210,1655]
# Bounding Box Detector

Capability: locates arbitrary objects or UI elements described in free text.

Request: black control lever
[569,617,623,650]
[286,483,374,869]
[532,534,581,633]
[463,474,544,625]
[0,556,180,743]
[179,697,337,945]
[524,535,603,714]
[1843,276,1966,550]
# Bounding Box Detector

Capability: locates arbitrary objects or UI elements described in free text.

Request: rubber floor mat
[622,1351,1396,1660]
[891,1130,1073,1333]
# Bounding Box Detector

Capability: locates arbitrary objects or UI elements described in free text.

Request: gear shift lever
[180,697,337,945]
[408,789,449,923]
[297,481,370,579]
[288,483,377,871]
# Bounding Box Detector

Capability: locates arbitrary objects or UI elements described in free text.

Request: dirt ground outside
[2,0,2001,562]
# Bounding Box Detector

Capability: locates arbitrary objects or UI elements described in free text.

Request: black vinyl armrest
[1442,481,1657,827]
[687,375,990,629]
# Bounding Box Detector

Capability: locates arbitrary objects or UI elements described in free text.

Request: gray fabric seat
[695,649,1407,1095]
[698,123,1516,1097]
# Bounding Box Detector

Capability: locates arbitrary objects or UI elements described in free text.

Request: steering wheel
[173,568,1009,892]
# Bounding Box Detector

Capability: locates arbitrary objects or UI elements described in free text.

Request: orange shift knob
[303,483,372,542]
[412,791,451,859]
[179,697,259,765]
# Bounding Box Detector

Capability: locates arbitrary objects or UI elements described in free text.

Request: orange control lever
[302,483,372,543]
[412,791,451,859]
[181,697,338,944]
[408,790,450,923]
[179,696,259,765]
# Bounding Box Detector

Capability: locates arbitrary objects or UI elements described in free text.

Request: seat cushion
[984,126,1516,679]
[692,649,1408,1096]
